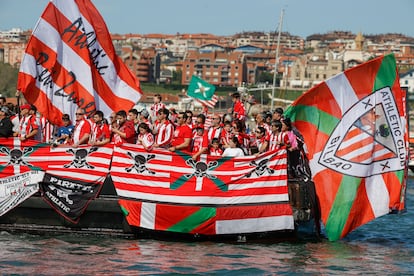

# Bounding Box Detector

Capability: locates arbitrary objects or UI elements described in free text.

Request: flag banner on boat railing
[111,144,293,235]
[0,171,43,217]
[0,138,112,222]
[0,139,113,184]
[40,173,102,223]
[285,54,408,241]
[46,144,114,184]
[0,139,51,178]
[119,200,294,235]
[17,0,142,126]
[111,144,289,205]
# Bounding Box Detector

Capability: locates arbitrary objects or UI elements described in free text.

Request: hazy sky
[1,0,413,38]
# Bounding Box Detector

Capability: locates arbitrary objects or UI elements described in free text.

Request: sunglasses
[75,113,84,115]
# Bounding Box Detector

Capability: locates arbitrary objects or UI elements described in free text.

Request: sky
[0,0,413,38]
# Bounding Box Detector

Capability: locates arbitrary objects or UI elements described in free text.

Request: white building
[400,69,414,93]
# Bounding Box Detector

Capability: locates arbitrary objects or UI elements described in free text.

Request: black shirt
[0,117,13,137]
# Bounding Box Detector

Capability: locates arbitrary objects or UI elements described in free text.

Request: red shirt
[91,122,110,143]
[72,119,91,145]
[112,120,136,145]
[268,132,289,151]
[192,132,209,154]
[171,124,192,151]
[208,126,222,143]
[233,100,245,121]
[19,115,38,140]
[209,147,223,156]
[155,120,174,148]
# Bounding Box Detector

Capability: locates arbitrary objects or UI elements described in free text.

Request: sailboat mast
[271,9,284,111]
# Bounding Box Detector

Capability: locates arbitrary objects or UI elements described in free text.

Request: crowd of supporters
[0,93,304,161]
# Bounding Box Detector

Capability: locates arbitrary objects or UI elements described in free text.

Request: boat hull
[0,178,320,242]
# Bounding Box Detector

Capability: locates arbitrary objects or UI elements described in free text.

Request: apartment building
[182,50,245,87]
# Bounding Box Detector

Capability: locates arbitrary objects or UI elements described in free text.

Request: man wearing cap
[18,104,38,141]
[169,111,191,153]
[0,106,13,138]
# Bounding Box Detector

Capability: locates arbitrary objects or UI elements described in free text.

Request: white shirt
[222,147,244,157]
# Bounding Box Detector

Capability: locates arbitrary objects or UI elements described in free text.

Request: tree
[257,71,273,83]
[0,63,19,97]
[172,69,182,84]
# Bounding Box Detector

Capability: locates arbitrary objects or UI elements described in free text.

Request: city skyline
[1,0,413,38]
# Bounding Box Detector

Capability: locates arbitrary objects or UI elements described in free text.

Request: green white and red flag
[285,54,408,241]
[111,144,294,235]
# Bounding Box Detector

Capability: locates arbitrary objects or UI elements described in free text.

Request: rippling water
[1,181,413,275]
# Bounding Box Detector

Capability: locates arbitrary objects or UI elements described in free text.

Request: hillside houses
[1,28,414,91]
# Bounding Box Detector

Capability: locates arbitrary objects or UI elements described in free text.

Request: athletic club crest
[319,87,406,177]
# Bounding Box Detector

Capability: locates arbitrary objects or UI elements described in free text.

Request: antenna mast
[271,9,284,111]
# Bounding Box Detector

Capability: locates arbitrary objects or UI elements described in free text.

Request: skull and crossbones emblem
[63,147,98,169]
[48,185,74,205]
[125,152,156,174]
[0,146,34,167]
[246,158,275,177]
[184,159,218,179]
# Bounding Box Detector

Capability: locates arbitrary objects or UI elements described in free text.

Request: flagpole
[271,9,284,111]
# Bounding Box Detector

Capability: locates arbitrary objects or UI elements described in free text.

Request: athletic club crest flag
[285,54,408,241]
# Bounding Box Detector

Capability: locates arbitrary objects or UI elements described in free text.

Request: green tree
[257,71,273,83]
[0,63,19,97]
[172,69,182,84]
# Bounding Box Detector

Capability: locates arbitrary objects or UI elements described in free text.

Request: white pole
[271,9,284,111]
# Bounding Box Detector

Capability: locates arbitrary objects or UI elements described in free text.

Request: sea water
[0,180,413,275]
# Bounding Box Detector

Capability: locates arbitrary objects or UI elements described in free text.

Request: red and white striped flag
[195,95,219,109]
[112,144,293,235]
[17,0,142,126]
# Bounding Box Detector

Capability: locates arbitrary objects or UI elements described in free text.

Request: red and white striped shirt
[268,131,289,151]
[192,132,209,154]
[91,122,110,144]
[208,126,222,143]
[72,119,91,145]
[150,102,165,121]
[154,120,174,148]
[220,129,233,146]
[39,116,53,143]
[19,115,38,140]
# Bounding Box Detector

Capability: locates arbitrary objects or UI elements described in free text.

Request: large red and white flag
[17,0,142,126]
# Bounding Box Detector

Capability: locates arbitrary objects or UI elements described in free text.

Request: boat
[0,138,320,242]
[1,0,407,242]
